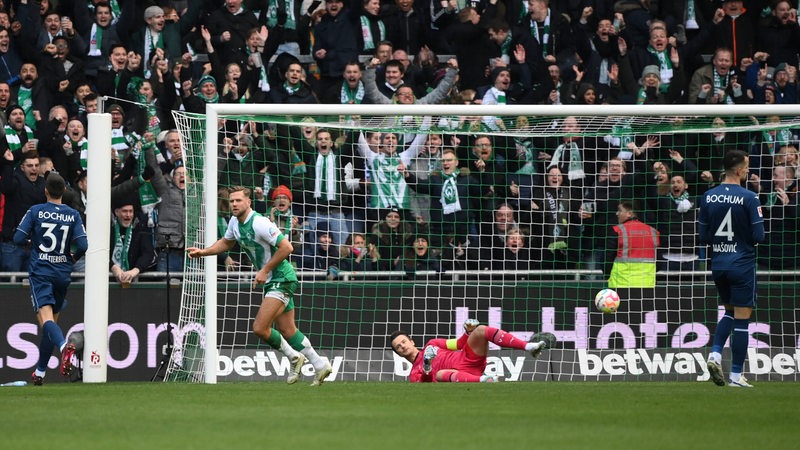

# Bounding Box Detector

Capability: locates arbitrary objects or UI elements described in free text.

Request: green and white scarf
[544,189,568,249]
[112,218,134,271]
[110,0,122,22]
[360,15,386,51]
[530,10,550,58]
[3,124,33,154]
[269,206,294,238]
[88,23,103,56]
[766,191,780,207]
[514,138,537,175]
[548,141,585,181]
[669,191,689,204]
[143,26,164,79]
[612,122,634,159]
[284,81,300,95]
[111,127,130,159]
[440,172,462,215]
[290,149,307,175]
[130,138,161,227]
[17,87,35,130]
[762,129,792,155]
[647,46,673,92]
[246,47,270,92]
[340,81,365,104]
[73,137,89,169]
[267,0,297,30]
[500,32,513,63]
[314,152,338,201]
[713,70,732,104]
[636,87,649,104]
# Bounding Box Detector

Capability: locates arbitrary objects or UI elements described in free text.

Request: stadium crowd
[0,0,798,284]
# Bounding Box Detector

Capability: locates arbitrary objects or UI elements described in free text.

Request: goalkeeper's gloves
[464,319,480,334]
[422,345,438,375]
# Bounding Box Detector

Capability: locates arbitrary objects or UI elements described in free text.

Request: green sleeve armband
[446,339,458,350]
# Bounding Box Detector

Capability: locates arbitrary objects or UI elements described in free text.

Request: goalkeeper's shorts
[263,280,298,311]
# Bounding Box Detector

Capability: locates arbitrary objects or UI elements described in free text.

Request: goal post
[167,103,800,384]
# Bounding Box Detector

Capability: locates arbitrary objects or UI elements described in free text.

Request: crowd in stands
[0,0,799,284]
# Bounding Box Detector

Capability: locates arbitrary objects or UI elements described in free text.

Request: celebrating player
[186,186,332,385]
[14,173,87,385]
[390,320,556,382]
[698,150,765,388]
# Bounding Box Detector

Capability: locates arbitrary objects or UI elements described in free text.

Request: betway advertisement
[1,283,797,382]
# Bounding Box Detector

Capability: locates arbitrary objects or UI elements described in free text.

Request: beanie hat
[271,185,293,202]
[640,65,661,84]
[144,6,164,20]
[6,104,24,118]
[774,63,788,74]
[107,103,124,116]
[197,74,217,88]
[489,66,510,85]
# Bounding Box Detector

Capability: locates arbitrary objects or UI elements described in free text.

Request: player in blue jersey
[698,150,765,388]
[13,173,88,385]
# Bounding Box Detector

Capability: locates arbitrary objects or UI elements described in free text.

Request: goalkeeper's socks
[42,321,66,353]
[711,312,734,354]
[730,319,750,375]
[484,327,527,351]
[36,332,53,373]
[444,372,481,382]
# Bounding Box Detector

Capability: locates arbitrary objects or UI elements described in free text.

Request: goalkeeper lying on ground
[390,321,556,382]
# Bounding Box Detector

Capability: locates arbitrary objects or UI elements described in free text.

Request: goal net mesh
[166,107,800,383]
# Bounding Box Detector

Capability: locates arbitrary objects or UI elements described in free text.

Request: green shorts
[262,280,298,312]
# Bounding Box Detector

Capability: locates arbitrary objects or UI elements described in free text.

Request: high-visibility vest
[608,219,660,288]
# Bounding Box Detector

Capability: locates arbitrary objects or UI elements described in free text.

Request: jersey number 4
[714,208,734,241]
[40,223,70,253]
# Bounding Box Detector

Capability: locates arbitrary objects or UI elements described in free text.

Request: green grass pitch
[3,381,797,449]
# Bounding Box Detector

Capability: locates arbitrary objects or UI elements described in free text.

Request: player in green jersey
[187,186,332,385]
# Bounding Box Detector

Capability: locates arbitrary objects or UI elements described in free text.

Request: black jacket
[0,164,46,241]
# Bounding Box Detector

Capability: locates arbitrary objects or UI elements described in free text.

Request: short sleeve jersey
[698,183,765,270]
[16,202,86,279]
[224,210,297,283]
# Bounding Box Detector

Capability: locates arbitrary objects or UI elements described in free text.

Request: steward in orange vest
[604,201,660,288]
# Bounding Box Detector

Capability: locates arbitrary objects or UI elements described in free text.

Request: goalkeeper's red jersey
[407,338,487,382]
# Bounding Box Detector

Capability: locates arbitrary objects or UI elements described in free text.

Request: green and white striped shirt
[224,210,296,283]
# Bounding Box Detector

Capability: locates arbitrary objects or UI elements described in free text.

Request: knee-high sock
[483,326,527,350]
[730,319,749,374]
[43,320,66,352]
[288,331,327,371]
[712,313,734,354]
[265,328,300,358]
[36,332,53,373]
[440,372,482,382]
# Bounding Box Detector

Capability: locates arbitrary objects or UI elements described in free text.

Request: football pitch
[3,381,796,449]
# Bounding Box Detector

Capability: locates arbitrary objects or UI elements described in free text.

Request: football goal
[166,103,800,384]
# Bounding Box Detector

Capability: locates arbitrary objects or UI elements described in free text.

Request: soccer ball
[594,289,621,313]
[68,331,84,351]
